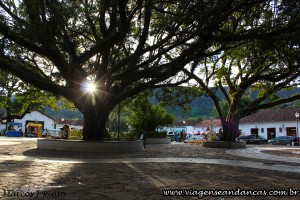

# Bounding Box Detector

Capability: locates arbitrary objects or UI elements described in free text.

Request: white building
[193,119,222,133]
[14,111,56,133]
[55,119,83,130]
[161,119,223,135]
[162,126,193,135]
[239,108,300,140]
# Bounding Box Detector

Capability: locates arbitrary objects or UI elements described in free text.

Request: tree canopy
[130,95,174,132]
[0,0,299,140]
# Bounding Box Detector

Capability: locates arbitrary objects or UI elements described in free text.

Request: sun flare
[86,82,96,93]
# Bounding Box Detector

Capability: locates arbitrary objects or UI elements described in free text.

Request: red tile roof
[194,119,222,127]
[240,108,300,124]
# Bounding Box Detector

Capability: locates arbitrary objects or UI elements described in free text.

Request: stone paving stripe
[1,155,300,174]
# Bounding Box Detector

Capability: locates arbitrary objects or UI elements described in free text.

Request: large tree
[0,1,298,140]
[184,35,300,141]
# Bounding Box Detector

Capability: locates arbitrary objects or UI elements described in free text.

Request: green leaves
[130,95,174,132]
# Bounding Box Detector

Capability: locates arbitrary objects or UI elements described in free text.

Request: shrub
[144,131,167,138]
[209,134,218,141]
[69,129,83,139]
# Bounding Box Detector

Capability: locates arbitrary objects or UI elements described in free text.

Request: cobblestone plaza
[0,137,299,200]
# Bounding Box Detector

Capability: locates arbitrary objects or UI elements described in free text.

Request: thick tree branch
[0,56,68,98]
[242,94,300,114]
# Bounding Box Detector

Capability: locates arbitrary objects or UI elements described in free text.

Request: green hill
[44,107,83,120]
[165,87,300,120]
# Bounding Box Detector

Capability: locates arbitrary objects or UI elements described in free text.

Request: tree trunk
[82,110,109,140]
[79,95,113,140]
[221,117,240,141]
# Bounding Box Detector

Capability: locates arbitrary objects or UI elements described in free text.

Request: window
[261,128,264,133]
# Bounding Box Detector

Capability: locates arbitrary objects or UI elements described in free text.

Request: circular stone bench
[145,137,171,144]
[37,139,144,153]
[202,141,246,148]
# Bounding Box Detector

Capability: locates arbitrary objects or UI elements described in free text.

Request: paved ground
[0,137,300,200]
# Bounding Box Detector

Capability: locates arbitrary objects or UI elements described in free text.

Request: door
[267,128,276,140]
[250,128,258,135]
[286,127,296,137]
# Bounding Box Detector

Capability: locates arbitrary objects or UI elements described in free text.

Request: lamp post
[182,120,186,132]
[117,103,121,141]
[295,111,299,139]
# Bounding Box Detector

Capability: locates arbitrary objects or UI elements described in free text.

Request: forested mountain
[165,87,300,120]
[44,107,83,120]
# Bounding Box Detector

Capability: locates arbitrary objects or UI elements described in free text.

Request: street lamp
[295,111,299,138]
[117,103,121,141]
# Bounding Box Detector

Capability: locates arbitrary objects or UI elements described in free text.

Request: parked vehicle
[237,135,268,144]
[46,129,63,139]
[184,136,206,144]
[268,136,299,146]
[6,122,23,137]
[26,123,42,137]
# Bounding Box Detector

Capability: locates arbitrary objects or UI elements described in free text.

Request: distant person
[180,131,183,142]
[186,134,190,140]
[43,129,48,137]
[271,132,275,139]
[32,128,37,135]
[217,129,222,139]
[63,124,70,139]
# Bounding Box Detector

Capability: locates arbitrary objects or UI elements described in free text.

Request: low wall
[37,139,144,153]
[202,141,246,148]
[145,137,171,144]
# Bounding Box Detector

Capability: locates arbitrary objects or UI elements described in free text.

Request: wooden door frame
[267,128,276,140]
